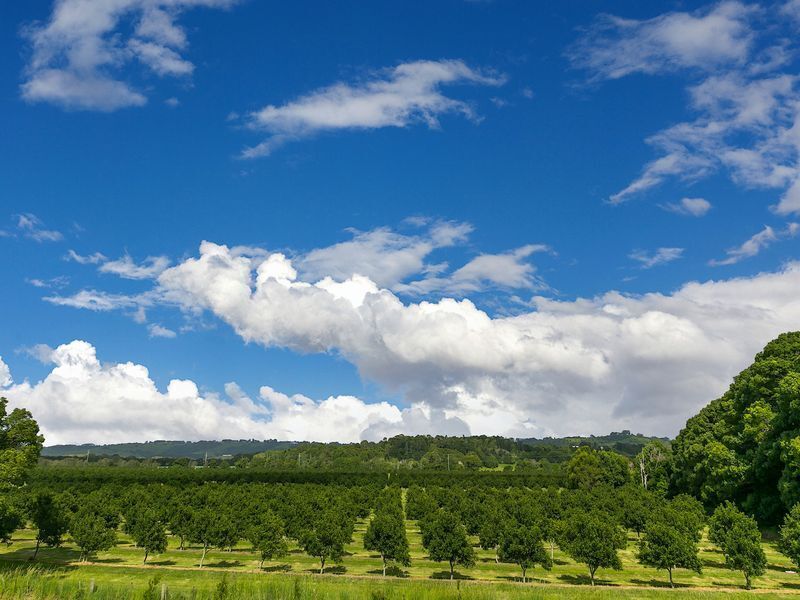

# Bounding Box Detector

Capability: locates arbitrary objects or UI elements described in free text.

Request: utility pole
[447,453,450,471]
[86,450,90,465]
[204,451,208,468]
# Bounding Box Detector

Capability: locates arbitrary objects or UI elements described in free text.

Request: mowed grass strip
[1,519,799,593]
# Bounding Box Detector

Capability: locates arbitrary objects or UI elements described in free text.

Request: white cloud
[629,247,684,269]
[0,340,441,445]
[122,241,800,437]
[147,324,176,338]
[709,222,799,265]
[663,197,713,216]
[568,2,755,80]
[396,244,549,295]
[298,221,472,289]
[572,4,800,212]
[0,357,11,388]
[99,254,170,280]
[66,250,107,265]
[44,289,152,312]
[20,0,237,111]
[16,214,63,242]
[241,60,505,157]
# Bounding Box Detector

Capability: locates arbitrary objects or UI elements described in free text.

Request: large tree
[560,510,626,586]
[247,510,288,569]
[638,515,702,587]
[300,510,349,574]
[363,513,410,576]
[779,503,800,570]
[0,398,44,489]
[130,509,168,564]
[498,523,552,583]
[69,508,117,562]
[421,511,475,580]
[671,332,800,523]
[709,503,767,589]
[30,492,69,560]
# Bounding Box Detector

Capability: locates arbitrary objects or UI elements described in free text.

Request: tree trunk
[589,567,596,586]
[260,557,265,569]
[521,567,526,583]
[199,543,208,568]
[450,560,455,580]
[179,535,185,550]
[382,554,386,577]
[550,540,555,560]
[745,573,751,590]
[32,538,41,561]
[668,568,673,588]
[495,548,499,564]
[144,550,149,564]
[320,556,325,575]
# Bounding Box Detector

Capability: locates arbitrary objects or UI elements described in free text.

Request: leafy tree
[560,510,626,586]
[779,503,800,570]
[30,492,69,560]
[247,510,288,569]
[421,511,475,580]
[671,332,800,523]
[636,440,671,493]
[130,509,168,564]
[498,523,552,583]
[363,513,410,576]
[667,495,705,542]
[566,447,631,490]
[188,508,215,568]
[0,496,21,546]
[0,398,44,489]
[638,515,702,587]
[168,502,193,550]
[405,486,438,520]
[69,508,117,562]
[618,485,654,538]
[709,503,767,589]
[478,503,507,563]
[300,510,349,574]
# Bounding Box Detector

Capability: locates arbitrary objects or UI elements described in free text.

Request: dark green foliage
[0,397,44,489]
[299,508,351,574]
[709,503,767,589]
[364,512,410,576]
[779,503,800,569]
[638,506,702,587]
[566,447,632,490]
[671,332,800,523]
[247,510,288,569]
[29,491,69,560]
[420,510,475,579]
[69,507,117,561]
[0,496,22,545]
[559,510,626,585]
[129,509,167,563]
[617,485,655,538]
[497,523,552,583]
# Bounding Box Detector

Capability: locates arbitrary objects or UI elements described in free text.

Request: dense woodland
[2,332,800,590]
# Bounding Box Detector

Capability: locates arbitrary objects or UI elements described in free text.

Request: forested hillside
[42,439,295,460]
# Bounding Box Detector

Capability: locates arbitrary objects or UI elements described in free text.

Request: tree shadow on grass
[93,557,123,564]
[702,559,728,569]
[147,560,176,566]
[366,566,409,578]
[2,547,82,563]
[430,571,474,580]
[204,560,241,568]
[497,575,548,584]
[261,563,291,573]
[307,566,347,575]
[630,578,691,589]
[781,581,800,590]
[557,574,616,586]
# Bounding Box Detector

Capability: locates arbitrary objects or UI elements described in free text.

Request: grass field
[1,519,799,598]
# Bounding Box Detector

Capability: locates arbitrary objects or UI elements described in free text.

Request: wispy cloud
[99,254,170,280]
[16,214,63,242]
[20,0,238,111]
[240,60,506,158]
[629,247,684,269]
[709,222,799,265]
[570,2,800,215]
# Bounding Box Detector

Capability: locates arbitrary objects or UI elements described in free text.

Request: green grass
[1,521,798,599]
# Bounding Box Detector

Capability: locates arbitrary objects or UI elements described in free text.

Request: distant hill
[42,439,297,459]
[518,430,669,456]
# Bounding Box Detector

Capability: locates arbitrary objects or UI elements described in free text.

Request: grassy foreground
[1,519,799,598]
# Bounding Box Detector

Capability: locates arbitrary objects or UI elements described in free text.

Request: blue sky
[2,0,800,444]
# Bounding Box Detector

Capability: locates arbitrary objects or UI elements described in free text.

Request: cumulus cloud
[709,222,799,265]
[147,323,176,338]
[95,241,800,437]
[20,0,237,110]
[572,3,800,214]
[663,197,713,216]
[0,357,11,388]
[0,340,453,445]
[629,247,684,269]
[240,60,505,157]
